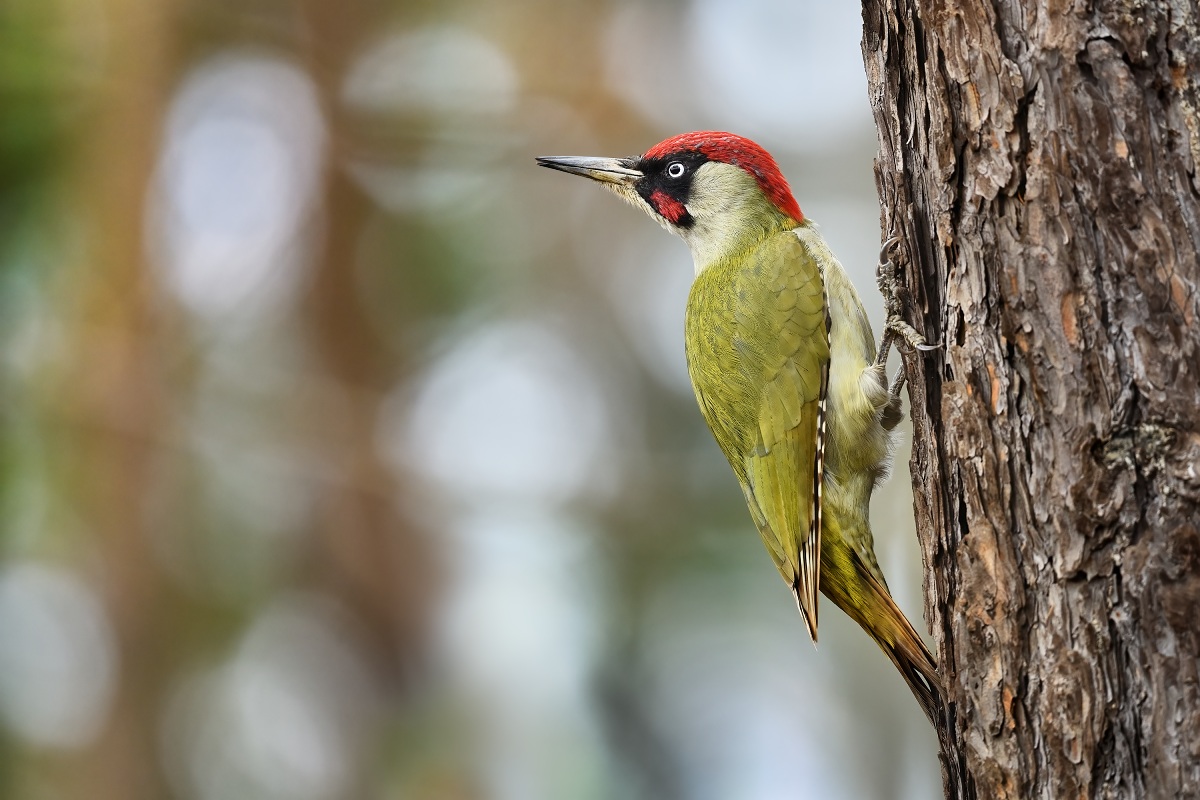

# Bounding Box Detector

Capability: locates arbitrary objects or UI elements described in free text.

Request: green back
[684,230,830,624]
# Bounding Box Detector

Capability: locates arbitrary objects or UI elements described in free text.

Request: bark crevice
[861,1,1200,797]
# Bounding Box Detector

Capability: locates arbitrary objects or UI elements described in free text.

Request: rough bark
[860,2,1200,798]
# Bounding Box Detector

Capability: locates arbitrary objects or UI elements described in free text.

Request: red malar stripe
[650,189,688,224]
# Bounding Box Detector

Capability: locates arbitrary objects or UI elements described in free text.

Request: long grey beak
[535,155,643,186]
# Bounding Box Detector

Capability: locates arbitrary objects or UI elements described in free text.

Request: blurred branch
[52,1,179,798]
[297,0,438,686]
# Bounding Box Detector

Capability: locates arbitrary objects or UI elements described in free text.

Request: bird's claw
[885,317,930,352]
[877,235,901,271]
[875,235,939,395]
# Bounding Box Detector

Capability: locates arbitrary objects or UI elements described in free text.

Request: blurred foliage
[0,1,939,799]
[0,2,70,259]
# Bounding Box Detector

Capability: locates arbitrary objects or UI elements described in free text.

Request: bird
[537,131,942,724]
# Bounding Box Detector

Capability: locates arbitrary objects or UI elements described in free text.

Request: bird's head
[537,131,804,271]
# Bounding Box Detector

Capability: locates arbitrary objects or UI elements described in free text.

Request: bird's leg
[875,235,934,398]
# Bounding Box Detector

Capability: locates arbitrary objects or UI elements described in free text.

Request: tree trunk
[859,2,1200,798]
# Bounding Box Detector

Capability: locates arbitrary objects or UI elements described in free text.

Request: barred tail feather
[858,561,943,726]
[874,610,943,726]
[823,545,944,726]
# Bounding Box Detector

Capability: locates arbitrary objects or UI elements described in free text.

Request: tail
[824,548,944,726]
[869,588,943,727]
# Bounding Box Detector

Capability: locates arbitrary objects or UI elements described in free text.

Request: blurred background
[0,0,939,798]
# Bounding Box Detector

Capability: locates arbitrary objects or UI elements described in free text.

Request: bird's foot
[874,235,940,399]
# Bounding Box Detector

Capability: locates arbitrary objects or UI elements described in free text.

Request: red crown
[643,132,803,222]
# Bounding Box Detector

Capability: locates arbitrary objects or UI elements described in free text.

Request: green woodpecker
[538,132,942,724]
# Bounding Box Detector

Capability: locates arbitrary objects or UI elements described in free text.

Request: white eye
[666,161,686,179]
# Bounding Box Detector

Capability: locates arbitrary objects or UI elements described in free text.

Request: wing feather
[684,231,831,640]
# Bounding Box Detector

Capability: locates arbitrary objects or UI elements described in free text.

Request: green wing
[684,231,830,638]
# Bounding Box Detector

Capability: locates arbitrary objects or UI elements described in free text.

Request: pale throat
[676,162,796,275]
